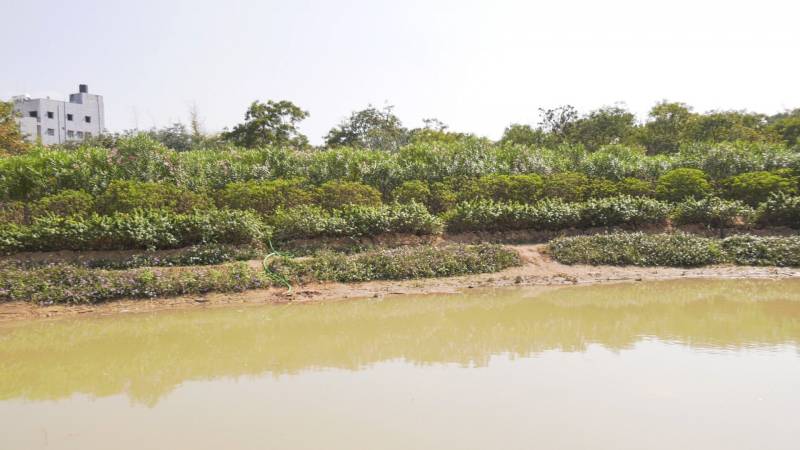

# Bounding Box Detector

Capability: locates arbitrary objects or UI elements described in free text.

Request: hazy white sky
[3,0,799,143]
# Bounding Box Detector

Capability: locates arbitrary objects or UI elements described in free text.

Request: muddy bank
[2,244,798,323]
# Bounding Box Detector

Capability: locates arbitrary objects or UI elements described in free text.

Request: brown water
[2,278,800,450]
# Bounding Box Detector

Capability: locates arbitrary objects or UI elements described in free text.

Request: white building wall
[12,85,105,145]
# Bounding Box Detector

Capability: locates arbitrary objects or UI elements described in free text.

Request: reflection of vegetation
[1,279,799,405]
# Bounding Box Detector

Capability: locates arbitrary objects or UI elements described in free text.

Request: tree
[223,100,309,148]
[499,124,550,147]
[767,109,800,147]
[538,105,578,143]
[0,101,29,155]
[571,105,638,151]
[689,110,775,144]
[640,101,694,154]
[325,104,408,151]
[150,123,193,151]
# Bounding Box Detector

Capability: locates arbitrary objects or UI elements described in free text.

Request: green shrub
[720,235,800,266]
[443,199,581,233]
[0,262,268,304]
[0,201,26,225]
[86,245,260,270]
[216,178,312,215]
[0,209,270,253]
[267,244,521,283]
[98,180,212,214]
[392,180,431,204]
[756,192,800,228]
[542,172,589,202]
[672,197,754,229]
[549,233,723,267]
[30,190,95,218]
[315,181,382,210]
[460,174,544,203]
[656,168,712,202]
[617,177,654,197]
[428,182,457,213]
[577,196,670,228]
[584,178,620,199]
[720,171,797,206]
[270,202,442,241]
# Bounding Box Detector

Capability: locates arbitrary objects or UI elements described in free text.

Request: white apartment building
[13,84,105,145]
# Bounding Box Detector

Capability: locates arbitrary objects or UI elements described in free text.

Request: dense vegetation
[549,233,800,267]
[2,100,800,304]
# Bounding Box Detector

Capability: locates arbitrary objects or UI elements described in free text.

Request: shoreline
[2,244,799,323]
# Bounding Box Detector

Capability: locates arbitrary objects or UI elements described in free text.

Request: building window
[46,128,55,136]
[67,130,75,138]
[29,111,38,118]
[47,111,54,119]
[84,116,92,123]
[77,131,84,139]
[67,114,74,121]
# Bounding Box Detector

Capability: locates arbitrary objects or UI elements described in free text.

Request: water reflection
[1,278,799,405]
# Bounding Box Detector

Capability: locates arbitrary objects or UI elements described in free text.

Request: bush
[542,172,589,202]
[267,244,521,283]
[392,180,431,205]
[443,199,581,233]
[721,235,800,266]
[656,168,712,202]
[756,192,800,228]
[720,171,797,206]
[617,177,654,197]
[0,262,268,304]
[672,197,754,229]
[215,178,312,215]
[0,201,25,225]
[86,245,260,270]
[428,182,458,213]
[584,178,620,199]
[577,196,670,228]
[270,202,442,241]
[30,189,95,218]
[460,174,544,203]
[0,209,270,254]
[98,180,212,214]
[315,181,382,210]
[549,233,723,267]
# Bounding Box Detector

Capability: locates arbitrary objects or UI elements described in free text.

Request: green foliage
[460,174,544,203]
[720,235,800,266]
[216,178,313,215]
[267,244,520,283]
[720,171,797,206]
[85,245,260,270]
[0,262,268,304]
[392,180,431,205]
[570,105,639,151]
[0,101,29,156]
[542,172,589,202]
[270,202,442,241]
[315,181,383,210]
[672,197,754,229]
[656,168,711,202]
[0,209,269,254]
[325,104,408,151]
[97,180,212,214]
[640,101,694,154]
[499,124,550,147]
[577,196,670,228]
[0,201,25,225]
[549,233,723,267]
[428,182,457,214]
[756,192,800,228]
[550,232,800,268]
[617,177,654,197]
[30,189,95,218]
[222,100,309,148]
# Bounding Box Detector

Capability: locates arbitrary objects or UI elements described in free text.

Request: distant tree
[0,101,29,155]
[689,110,775,144]
[150,122,193,151]
[640,101,695,154]
[325,104,408,151]
[408,118,467,144]
[538,105,579,143]
[499,124,549,147]
[223,100,309,148]
[767,109,800,147]
[571,105,638,151]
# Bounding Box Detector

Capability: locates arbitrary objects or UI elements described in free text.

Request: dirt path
[2,244,799,323]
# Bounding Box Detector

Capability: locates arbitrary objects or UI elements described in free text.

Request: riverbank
[2,243,798,323]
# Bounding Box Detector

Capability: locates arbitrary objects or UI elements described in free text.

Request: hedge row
[0,209,270,254]
[443,196,671,233]
[266,244,521,283]
[0,244,521,304]
[270,202,443,240]
[549,233,800,267]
